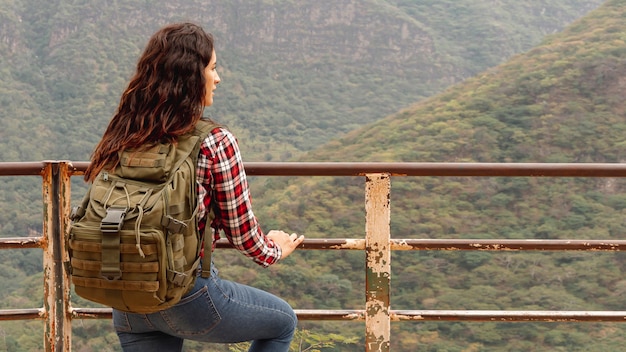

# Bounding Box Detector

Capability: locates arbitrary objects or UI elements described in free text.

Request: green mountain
[245,1,626,350]
[0,0,603,162]
[0,0,604,249]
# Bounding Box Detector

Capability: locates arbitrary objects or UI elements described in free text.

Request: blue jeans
[113,266,297,352]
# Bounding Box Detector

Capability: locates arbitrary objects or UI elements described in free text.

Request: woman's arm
[197,128,303,266]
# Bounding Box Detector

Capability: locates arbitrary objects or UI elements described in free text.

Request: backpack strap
[100,204,128,279]
[193,119,222,279]
[69,184,92,222]
[201,206,216,278]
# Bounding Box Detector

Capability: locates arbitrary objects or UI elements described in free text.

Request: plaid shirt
[196,127,281,267]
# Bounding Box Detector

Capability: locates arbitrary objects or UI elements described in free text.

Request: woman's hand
[267,230,305,259]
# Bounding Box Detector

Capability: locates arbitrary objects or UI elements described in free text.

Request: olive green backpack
[68,119,218,313]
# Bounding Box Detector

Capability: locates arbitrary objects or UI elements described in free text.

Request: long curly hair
[85,23,214,181]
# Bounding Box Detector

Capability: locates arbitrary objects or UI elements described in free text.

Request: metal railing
[2,161,626,351]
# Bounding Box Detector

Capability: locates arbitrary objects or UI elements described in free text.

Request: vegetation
[3,0,626,351]
[250,1,626,350]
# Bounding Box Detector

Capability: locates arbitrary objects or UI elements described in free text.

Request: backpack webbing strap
[100,206,128,280]
[201,224,213,278]
[70,185,92,222]
[200,195,218,278]
[193,119,221,279]
[167,258,200,286]
[72,276,160,292]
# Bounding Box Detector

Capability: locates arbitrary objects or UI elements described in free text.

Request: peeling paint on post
[42,162,72,352]
[59,162,73,351]
[365,173,391,352]
[42,162,55,352]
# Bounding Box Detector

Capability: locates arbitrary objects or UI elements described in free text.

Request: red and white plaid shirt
[196,127,281,267]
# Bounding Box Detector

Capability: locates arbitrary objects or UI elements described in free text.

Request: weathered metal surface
[70,307,367,321]
[41,162,72,352]
[58,163,73,352]
[0,308,45,321]
[303,238,366,250]
[218,238,626,251]
[215,238,367,250]
[8,161,626,352]
[71,308,113,320]
[0,237,42,249]
[365,174,391,352]
[0,161,46,176]
[65,307,626,323]
[41,162,55,352]
[242,162,626,177]
[392,310,626,322]
[390,239,626,251]
[64,161,626,177]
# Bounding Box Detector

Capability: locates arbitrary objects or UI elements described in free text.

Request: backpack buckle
[101,207,128,233]
[161,215,187,234]
[69,205,85,222]
[100,207,127,281]
[171,271,188,286]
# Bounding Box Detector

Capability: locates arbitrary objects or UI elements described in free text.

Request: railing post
[365,173,391,352]
[42,161,72,352]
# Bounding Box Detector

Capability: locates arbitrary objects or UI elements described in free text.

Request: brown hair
[85,23,214,181]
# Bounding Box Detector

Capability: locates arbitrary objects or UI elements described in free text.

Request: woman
[84,22,304,352]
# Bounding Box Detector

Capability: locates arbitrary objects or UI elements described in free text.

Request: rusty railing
[2,161,626,351]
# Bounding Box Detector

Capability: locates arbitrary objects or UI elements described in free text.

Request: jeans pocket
[159,285,222,337]
[112,311,132,333]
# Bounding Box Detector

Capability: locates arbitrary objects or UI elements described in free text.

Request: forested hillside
[0,0,604,257]
[249,0,626,350]
[0,0,604,162]
[0,0,619,351]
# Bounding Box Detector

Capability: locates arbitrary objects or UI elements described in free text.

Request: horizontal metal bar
[297,310,364,321]
[4,237,622,252]
[216,238,626,251]
[0,162,46,176]
[393,310,626,322]
[70,308,365,321]
[70,308,112,319]
[243,162,626,177]
[57,161,626,177]
[0,237,43,249]
[215,238,367,249]
[0,308,44,321]
[68,307,626,323]
[391,239,626,251]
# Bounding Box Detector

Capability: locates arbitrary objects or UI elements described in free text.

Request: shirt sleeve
[196,127,282,267]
